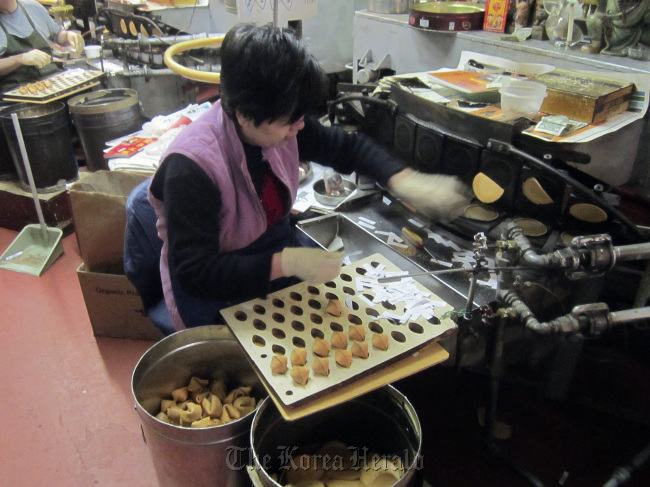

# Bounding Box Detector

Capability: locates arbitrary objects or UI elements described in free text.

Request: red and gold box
[483,0,509,33]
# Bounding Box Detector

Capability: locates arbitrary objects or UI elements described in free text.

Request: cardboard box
[77,263,164,341]
[533,70,635,124]
[69,171,149,273]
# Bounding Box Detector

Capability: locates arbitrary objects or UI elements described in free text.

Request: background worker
[0,0,84,91]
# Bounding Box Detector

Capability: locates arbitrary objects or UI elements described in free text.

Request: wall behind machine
[154,0,368,74]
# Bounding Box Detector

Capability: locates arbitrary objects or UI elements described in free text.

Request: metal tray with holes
[2,69,104,103]
[220,253,455,407]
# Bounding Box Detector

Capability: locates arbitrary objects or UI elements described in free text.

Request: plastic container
[132,325,265,487]
[499,78,548,121]
[68,89,143,172]
[0,102,78,192]
[83,45,102,59]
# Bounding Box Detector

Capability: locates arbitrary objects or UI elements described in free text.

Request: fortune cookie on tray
[331,331,348,349]
[348,324,365,342]
[351,341,369,359]
[291,348,308,366]
[313,338,331,357]
[271,354,288,374]
[312,356,330,376]
[326,299,343,317]
[335,349,353,368]
[371,333,389,351]
[290,366,310,386]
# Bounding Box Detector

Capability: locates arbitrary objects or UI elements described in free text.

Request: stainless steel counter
[297,191,498,314]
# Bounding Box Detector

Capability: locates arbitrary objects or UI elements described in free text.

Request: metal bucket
[249,386,423,487]
[0,102,78,193]
[68,88,143,172]
[132,325,266,487]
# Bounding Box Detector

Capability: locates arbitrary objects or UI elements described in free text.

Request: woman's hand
[58,30,85,55]
[280,248,344,284]
[388,168,472,222]
[21,49,51,67]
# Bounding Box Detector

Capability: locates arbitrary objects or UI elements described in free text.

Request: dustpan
[0,113,63,276]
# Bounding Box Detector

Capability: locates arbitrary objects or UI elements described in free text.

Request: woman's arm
[297,116,405,186]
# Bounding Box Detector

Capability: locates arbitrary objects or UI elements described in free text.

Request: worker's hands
[63,31,84,55]
[21,49,51,68]
[388,169,472,222]
[281,248,344,284]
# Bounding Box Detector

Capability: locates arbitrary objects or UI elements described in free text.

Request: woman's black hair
[219,23,328,126]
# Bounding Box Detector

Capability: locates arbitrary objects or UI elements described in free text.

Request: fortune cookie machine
[87,0,223,118]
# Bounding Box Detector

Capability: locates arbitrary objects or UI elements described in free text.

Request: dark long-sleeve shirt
[149,115,404,302]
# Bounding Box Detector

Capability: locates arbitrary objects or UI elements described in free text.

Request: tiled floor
[1,226,649,487]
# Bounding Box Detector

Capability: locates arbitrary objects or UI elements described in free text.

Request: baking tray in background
[2,69,104,103]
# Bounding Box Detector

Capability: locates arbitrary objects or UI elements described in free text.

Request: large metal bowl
[409,1,486,31]
[313,178,357,207]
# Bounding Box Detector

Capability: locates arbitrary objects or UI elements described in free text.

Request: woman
[0,0,83,90]
[147,23,470,332]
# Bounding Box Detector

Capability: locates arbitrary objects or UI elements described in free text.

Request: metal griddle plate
[220,253,455,409]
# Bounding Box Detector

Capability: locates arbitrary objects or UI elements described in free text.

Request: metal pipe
[273,0,279,28]
[103,33,220,48]
[163,36,224,84]
[498,289,580,334]
[499,288,650,335]
[608,306,650,325]
[614,242,650,262]
[108,67,175,77]
[506,223,552,267]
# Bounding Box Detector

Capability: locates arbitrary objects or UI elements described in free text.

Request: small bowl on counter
[313,179,357,207]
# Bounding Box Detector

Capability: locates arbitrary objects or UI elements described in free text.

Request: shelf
[354,10,650,75]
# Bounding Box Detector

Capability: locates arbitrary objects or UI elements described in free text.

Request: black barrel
[0,102,78,193]
[69,89,143,172]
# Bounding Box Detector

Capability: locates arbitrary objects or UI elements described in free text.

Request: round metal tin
[409,2,486,32]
